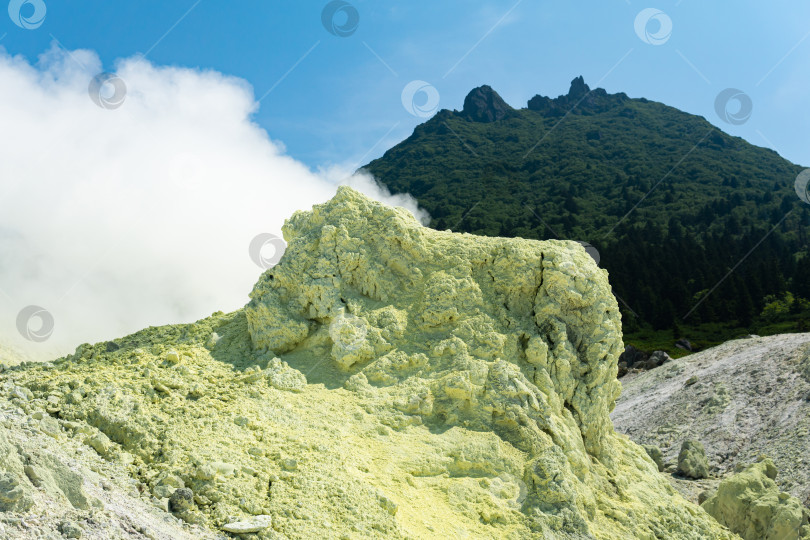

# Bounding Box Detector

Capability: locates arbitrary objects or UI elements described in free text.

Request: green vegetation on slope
[363,79,810,351]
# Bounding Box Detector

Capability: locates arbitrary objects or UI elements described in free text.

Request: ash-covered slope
[1,187,736,538]
[612,333,810,504]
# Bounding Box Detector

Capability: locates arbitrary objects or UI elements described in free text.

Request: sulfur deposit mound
[701,458,809,540]
[0,187,737,539]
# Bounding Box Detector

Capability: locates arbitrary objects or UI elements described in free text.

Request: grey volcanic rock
[646,351,672,370]
[675,338,692,351]
[612,333,810,503]
[461,85,513,122]
[617,346,671,376]
[527,76,628,116]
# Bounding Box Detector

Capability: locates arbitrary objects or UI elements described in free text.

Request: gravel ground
[612,333,810,504]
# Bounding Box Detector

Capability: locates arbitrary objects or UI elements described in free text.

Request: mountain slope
[612,333,810,506]
[363,79,810,347]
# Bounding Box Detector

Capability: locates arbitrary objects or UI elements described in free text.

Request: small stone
[281,458,297,471]
[86,432,114,458]
[39,415,61,438]
[684,376,698,386]
[221,515,272,534]
[158,473,185,489]
[59,520,83,538]
[168,487,194,514]
[165,350,181,364]
[212,461,236,477]
[23,465,44,487]
[10,386,31,401]
[153,484,175,499]
[697,490,711,505]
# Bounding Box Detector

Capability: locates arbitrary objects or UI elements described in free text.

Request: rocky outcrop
[460,85,514,122]
[1,188,737,538]
[701,458,809,540]
[242,187,732,537]
[527,76,628,117]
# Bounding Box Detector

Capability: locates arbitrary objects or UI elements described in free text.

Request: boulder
[678,439,710,479]
[702,458,810,540]
[642,444,665,472]
[645,350,672,370]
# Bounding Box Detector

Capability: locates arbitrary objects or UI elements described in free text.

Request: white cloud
[0,44,428,360]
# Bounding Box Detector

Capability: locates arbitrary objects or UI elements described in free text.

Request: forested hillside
[363,78,810,351]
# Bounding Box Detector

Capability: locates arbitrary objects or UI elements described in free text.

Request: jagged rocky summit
[1,187,739,539]
[456,76,630,124]
[460,85,514,123]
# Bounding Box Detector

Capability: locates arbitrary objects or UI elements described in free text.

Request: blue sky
[2,1,810,169]
[2,1,810,357]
